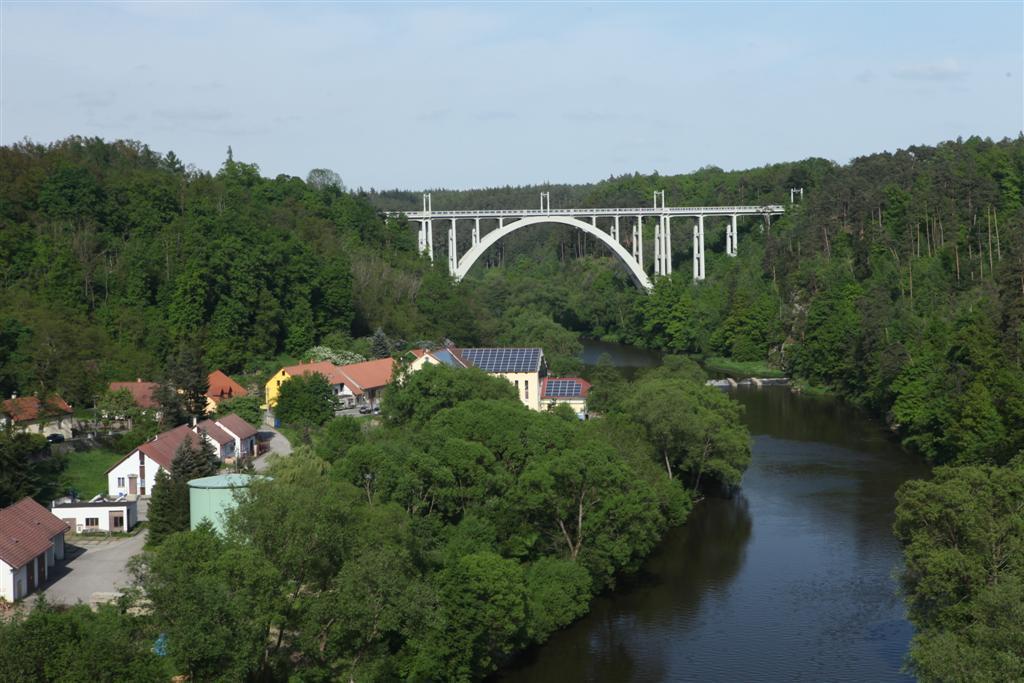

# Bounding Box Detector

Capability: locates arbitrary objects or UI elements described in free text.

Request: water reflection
[499,384,927,682]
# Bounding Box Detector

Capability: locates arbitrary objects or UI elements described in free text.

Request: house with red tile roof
[204,370,248,414]
[1,394,74,439]
[0,497,68,601]
[195,414,257,461]
[108,379,161,411]
[105,424,201,498]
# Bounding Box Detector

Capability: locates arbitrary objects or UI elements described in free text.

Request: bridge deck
[391,205,784,219]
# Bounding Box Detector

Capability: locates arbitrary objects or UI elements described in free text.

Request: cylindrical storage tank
[187,474,261,534]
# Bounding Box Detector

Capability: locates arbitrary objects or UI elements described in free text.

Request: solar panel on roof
[543,379,582,398]
[461,348,542,373]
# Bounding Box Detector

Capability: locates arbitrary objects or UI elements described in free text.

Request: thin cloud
[892,58,967,82]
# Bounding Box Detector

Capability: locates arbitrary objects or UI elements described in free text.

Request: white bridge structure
[389,193,785,291]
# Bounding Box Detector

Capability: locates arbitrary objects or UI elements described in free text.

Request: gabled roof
[195,419,233,445]
[0,498,68,568]
[107,424,202,474]
[2,395,73,423]
[215,413,257,441]
[338,357,395,392]
[541,377,591,400]
[423,348,470,369]
[279,361,349,386]
[206,370,247,400]
[458,348,544,374]
[109,380,161,410]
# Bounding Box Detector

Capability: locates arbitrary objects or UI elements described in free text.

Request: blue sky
[1,1,1021,189]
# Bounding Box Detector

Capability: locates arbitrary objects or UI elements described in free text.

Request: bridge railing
[388,205,785,219]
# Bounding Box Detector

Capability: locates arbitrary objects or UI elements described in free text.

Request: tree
[274,372,337,429]
[0,427,50,506]
[138,524,282,681]
[306,168,345,192]
[382,364,518,427]
[371,327,391,359]
[622,377,750,492]
[96,388,140,429]
[212,394,262,427]
[409,552,526,681]
[894,464,1024,681]
[147,436,217,545]
[168,344,208,419]
[0,598,166,682]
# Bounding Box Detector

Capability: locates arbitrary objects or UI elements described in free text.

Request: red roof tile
[206,370,247,401]
[1,395,72,423]
[109,380,161,410]
[215,414,257,441]
[0,498,68,569]
[339,357,395,392]
[107,424,202,474]
[195,419,233,445]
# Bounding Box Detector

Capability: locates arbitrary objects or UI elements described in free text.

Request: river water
[500,344,928,682]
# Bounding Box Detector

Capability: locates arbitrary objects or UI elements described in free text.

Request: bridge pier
[473,218,480,246]
[632,216,643,270]
[726,214,738,257]
[665,214,672,275]
[448,218,458,276]
[612,215,620,242]
[693,216,705,281]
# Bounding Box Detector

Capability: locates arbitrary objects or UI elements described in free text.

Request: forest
[1,134,1022,679]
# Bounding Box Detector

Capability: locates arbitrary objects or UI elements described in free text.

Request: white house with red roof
[539,377,592,417]
[0,497,68,601]
[1,394,74,438]
[106,424,200,497]
[195,414,258,461]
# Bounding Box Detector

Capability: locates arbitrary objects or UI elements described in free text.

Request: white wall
[54,505,136,533]
[107,451,165,497]
[1,560,15,602]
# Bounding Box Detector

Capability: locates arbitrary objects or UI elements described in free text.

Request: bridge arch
[452,215,653,290]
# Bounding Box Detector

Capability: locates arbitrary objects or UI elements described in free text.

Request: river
[499,342,928,681]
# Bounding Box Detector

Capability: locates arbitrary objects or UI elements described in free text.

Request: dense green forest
[1,135,1022,679]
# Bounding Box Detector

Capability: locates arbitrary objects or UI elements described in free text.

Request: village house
[106,424,200,497]
[108,379,161,412]
[456,347,547,411]
[50,496,139,534]
[106,414,258,497]
[0,497,68,602]
[195,414,258,461]
[264,357,401,411]
[539,377,591,417]
[1,394,74,439]
[263,360,350,410]
[205,370,248,414]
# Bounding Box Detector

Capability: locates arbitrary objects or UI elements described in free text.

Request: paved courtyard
[34,531,147,606]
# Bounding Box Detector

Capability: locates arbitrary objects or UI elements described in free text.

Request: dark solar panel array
[461,348,542,373]
[543,379,582,398]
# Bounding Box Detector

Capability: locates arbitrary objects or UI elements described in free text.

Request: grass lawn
[703,356,787,379]
[61,449,123,498]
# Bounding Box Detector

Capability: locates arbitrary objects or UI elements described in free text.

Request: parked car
[358,405,371,415]
[46,433,65,443]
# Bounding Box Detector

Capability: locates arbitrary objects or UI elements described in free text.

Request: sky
[1,1,1022,190]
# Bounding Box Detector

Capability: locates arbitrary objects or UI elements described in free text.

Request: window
[117,477,125,487]
[85,517,99,528]
[525,380,529,399]
[112,516,124,529]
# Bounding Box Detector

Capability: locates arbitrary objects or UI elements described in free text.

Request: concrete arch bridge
[387,192,785,291]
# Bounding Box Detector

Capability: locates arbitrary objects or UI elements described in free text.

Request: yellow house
[263,361,346,409]
[455,348,546,411]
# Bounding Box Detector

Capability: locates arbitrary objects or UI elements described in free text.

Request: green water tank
[187,474,262,534]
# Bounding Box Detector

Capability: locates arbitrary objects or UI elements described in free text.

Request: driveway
[34,531,147,606]
[254,427,292,472]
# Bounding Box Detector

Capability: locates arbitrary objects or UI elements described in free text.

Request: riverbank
[500,385,927,682]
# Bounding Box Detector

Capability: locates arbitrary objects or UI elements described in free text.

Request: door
[37,556,46,584]
[109,511,124,531]
[129,474,137,494]
[26,561,36,592]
